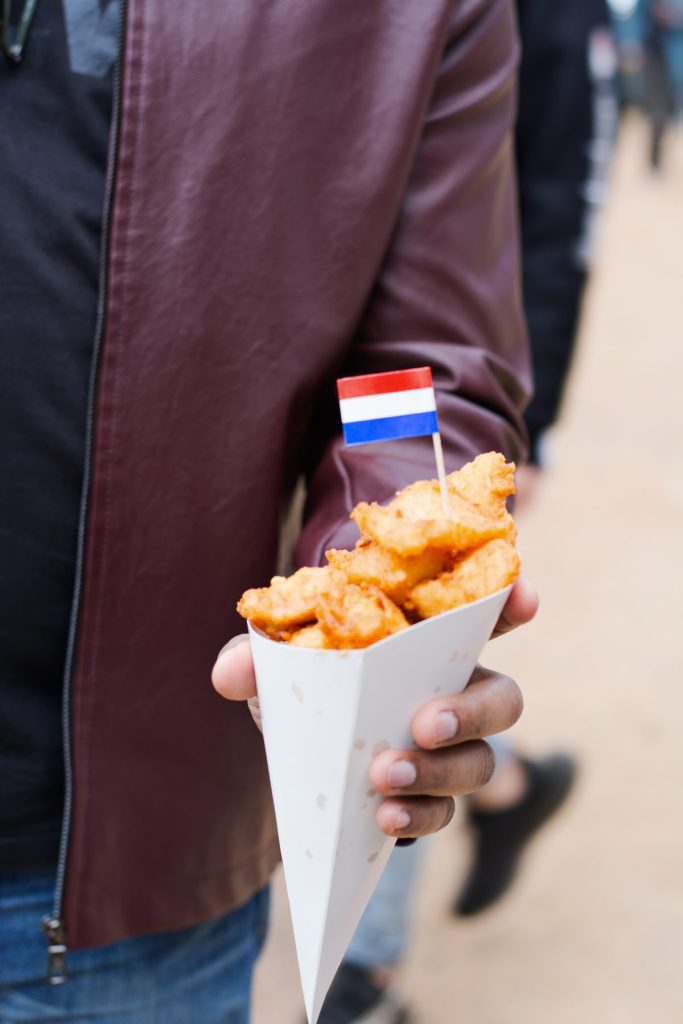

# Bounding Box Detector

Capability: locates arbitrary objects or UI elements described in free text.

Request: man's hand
[212,578,538,838]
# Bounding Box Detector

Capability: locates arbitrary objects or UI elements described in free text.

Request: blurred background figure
[610,0,650,105]
[312,2,618,1022]
[609,0,683,168]
[641,1,683,168]
[516,0,618,501]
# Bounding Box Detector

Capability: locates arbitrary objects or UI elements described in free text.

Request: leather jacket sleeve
[296,0,531,566]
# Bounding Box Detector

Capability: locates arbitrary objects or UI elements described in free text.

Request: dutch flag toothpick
[337,367,437,446]
[337,366,451,516]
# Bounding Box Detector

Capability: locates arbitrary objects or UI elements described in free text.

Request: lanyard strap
[2,0,39,64]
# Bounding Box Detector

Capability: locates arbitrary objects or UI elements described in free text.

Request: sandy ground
[252,115,683,1024]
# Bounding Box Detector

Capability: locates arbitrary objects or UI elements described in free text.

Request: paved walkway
[252,114,683,1024]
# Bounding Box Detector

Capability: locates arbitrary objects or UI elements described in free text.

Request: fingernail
[434,710,458,744]
[387,760,417,789]
[395,809,411,831]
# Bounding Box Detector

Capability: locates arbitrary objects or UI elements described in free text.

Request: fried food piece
[237,452,519,647]
[326,540,452,605]
[352,486,510,557]
[406,539,520,619]
[315,579,408,649]
[237,565,343,632]
[448,452,516,535]
[351,452,516,557]
[286,624,328,649]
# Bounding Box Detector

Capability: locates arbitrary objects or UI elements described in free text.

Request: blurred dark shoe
[453,753,578,918]
[312,963,411,1024]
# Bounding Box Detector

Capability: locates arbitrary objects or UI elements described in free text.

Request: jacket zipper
[42,0,127,984]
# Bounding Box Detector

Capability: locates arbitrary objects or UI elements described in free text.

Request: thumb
[211,635,257,701]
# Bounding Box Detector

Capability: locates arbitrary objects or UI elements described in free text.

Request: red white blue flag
[337,367,438,446]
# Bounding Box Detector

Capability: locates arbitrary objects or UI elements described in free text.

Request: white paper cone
[248,585,511,1024]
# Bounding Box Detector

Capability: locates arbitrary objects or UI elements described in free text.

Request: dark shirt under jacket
[0,1,116,870]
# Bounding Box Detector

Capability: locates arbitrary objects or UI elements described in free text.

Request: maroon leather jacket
[55,0,530,954]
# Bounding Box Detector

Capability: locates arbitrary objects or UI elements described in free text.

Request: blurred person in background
[315,2,618,1022]
[1,1,537,1022]
[610,0,650,106]
[640,0,683,168]
[516,0,618,496]
[608,0,683,166]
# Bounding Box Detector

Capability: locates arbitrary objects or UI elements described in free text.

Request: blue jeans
[0,873,269,1023]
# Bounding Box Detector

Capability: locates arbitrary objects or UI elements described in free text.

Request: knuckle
[477,741,496,788]
[428,750,452,792]
[507,679,524,725]
[441,797,456,830]
[505,679,528,729]
[467,671,524,737]
[414,797,455,837]
[466,691,493,738]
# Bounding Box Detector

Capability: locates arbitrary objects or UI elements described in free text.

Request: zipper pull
[42,916,68,984]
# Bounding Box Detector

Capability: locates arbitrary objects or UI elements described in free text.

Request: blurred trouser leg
[0,872,269,1024]
[316,740,519,1022]
[345,736,512,971]
[344,840,424,971]
[661,30,683,114]
[645,34,675,167]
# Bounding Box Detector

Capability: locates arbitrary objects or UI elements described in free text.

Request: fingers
[371,737,497,838]
[491,577,539,639]
[376,796,456,838]
[370,739,496,800]
[410,666,523,750]
[211,635,256,701]
[372,665,523,837]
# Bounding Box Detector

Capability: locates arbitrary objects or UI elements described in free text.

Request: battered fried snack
[326,540,451,605]
[352,484,511,557]
[237,566,343,633]
[315,579,409,650]
[447,451,515,521]
[286,624,328,649]
[236,452,520,649]
[406,538,520,619]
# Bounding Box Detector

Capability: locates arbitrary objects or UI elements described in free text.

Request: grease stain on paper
[316,793,327,810]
